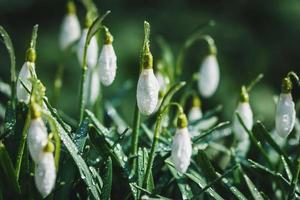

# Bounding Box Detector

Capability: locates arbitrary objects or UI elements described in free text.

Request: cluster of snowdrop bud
[171,112,192,173]
[232,86,253,142]
[136,21,159,115]
[77,16,98,68]
[59,1,81,50]
[188,95,203,122]
[98,27,117,86]
[275,76,296,138]
[198,37,220,98]
[27,104,56,198]
[16,48,36,104]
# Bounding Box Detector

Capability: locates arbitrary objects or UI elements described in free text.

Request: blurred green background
[0,0,299,128]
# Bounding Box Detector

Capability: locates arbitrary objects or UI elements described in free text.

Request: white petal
[86,69,100,105]
[171,128,192,173]
[27,118,48,162]
[156,72,169,92]
[188,107,203,122]
[198,55,220,98]
[276,93,296,138]
[35,152,56,198]
[98,44,117,86]
[232,102,253,141]
[136,69,159,115]
[77,29,98,68]
[236,138,250,157]
[16,62,33,104]
[59,14,81,50]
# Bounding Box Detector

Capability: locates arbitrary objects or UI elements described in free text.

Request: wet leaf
[100,156,112,200]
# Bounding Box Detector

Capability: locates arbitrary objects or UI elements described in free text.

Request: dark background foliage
[0,0,299,127]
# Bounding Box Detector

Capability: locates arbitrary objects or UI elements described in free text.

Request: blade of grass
[193,121,230,143]
[254,121,294,170]
[165,160,194,200]
[241,170,264,200]
[236,113,272,168]
[0,26,16,107]
[288,159,300,200]
[100,156,112,200]
[0,141,21,196]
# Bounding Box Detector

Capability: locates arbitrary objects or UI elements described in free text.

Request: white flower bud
[232,102,253,141]
[275,93,296,138]
[34,152,56,198]
[16,62,34,104]
[171,127,192,173]
[86,69,100,105]
[98,44,117,86]
[188,107,203,122]
[27,118,48,162]
[136,68,159,115]
[156,72,169,92]
[59,14,81,50]
[198,55,220,98]
[77,29,98,68]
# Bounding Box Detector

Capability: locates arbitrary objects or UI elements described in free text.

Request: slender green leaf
[30,25,38,50]
[281,156,293,182]
[186,169,224,200]
[0,79,11,97]
[193,121,230,143]
[1,101,16,139]
[254,121,293,170]
[165,160,193,200]
[0,26,16,104]
[0,141,20,196]
[44,103,101,199]
[100,157,112,200]
[242,171,264,200]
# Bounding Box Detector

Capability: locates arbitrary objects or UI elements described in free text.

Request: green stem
[288,159,300,200]
[287,71,300,87]
[79,46,88,124]
[130,103,140,172]
[15,111,31,180]
[142,102,183,188]
[176,34,216,78]
[246,73,264,92]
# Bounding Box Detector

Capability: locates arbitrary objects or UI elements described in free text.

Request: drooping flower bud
[16,48,36,103]
[171,113,192,173]
[276,77,296,138]
[34,151,56,198]
[188,96,203,121]
[98,27,117,86]
[86,69,100,105]
[136,22,159,115]
[59,1,81,50]
[27,114,48,163]
[232,86,253,141]
[77,28,98,68]
[198,54,220,98]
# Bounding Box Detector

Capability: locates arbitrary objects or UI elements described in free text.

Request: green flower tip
[104,27,113,44]
[67,1,76,14]
[281,77,292,93]
[26,48,36,63]
[239,85,249,103]
[142,48,153,69]
[30,103,41,119]
[192,96,201,108]
[43,141,55,153]
[177,113,188,128]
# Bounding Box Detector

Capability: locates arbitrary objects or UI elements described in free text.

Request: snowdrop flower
[35,150,56,198]
[77,25,98,68]
[232,86,253,141]
[198,54,220,98]
[137,67,159,115]
[98,27,117,86]
[27,106,48,163]
[16,48,36,104]
[86,69,100,105]
[188,96,203,122]
[276,77,296,138]
[59,1,81,50]
[171,113,192,173]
